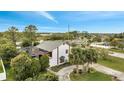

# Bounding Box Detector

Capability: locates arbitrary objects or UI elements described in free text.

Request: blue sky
[0,11,124,33]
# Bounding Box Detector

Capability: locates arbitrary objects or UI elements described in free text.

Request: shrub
[21,39,32,47]
[78,69,83,74]
[44,72,58,81]
[73,68,77,74]
[39,55,49,71]
[88,67,96,73]
[11,52,41,80]
[33,42,40,46]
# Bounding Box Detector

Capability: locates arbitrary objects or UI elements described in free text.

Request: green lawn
[109,49,124,54]
[0,60,3,73]
[98,56,124,72]
[70,71,112,81]
[50,62,72,72]
[5,68,14,81]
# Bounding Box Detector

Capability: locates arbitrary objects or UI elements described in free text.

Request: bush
[88,67,96,73]
[39,55,49,71]
[73,68,77,74]
[21,39,32,47]
[11,52,41,80]
[36,72,58,81]
[78,69,83,74]
[25,77,33,81]
[44,72,58,81]
[33,42,40,46]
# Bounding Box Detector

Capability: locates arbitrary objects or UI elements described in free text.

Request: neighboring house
[36,41,69,67]
[16,42,22,49]
[90,42,111,49]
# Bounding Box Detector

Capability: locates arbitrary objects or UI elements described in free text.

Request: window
[60,56,65,63]
[49,52,52,57]
[66,49,68,54]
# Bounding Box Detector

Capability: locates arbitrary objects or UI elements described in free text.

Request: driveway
[109,52,124,59]
[93,64,124,81]
[57,65,83,81]
[56,64,124,81]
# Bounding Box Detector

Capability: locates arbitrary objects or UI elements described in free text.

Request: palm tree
[85,48,98,73]
[80,49,87,72]
[70,48,82,74]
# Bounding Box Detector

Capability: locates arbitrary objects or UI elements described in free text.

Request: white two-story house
[35,41,69,67]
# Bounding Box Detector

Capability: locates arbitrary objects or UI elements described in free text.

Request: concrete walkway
[109,52,124,59]
[56,64,124,81]
[57,65,82,81]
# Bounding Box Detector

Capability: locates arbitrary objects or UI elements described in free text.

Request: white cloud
[37,11,58,23]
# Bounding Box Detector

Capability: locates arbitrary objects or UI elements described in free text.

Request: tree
[30,58,41,77]
[10,52,40,80]
[80,49,87,71]
[0,38,17,66]
[97,48,109,60]
[39,55,49,71]
[117,43,124,50]
[24,25,38,53]
[21,39,32,47]
[33,41,40,46]
[6,26,19,46]
[70,48,82,73]
[70,48,98,73]
[24,25,38,45]
[92,36,102,42]
[11,52,32,80]
[110,38,119,48]
[85,49,98,72]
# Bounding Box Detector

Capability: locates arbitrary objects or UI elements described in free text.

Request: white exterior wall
[49,48,58,67]
[58,43,69,64]
[49,43,69,67]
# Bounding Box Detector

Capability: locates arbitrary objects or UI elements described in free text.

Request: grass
[50,62,72,72]
[5,68,14,81]
[0,60,3,73]
[98,56,124,72]
[109,49,124,54]
[70,71,112,81]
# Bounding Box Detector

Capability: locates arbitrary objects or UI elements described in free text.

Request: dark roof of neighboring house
[21,46,48,56]
[36,40,66,52]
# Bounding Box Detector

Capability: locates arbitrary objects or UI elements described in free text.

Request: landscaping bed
[98,56,124,72]
[50,62,72,72]
[70,71,112,81]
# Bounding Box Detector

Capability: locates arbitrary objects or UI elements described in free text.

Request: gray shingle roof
[36,40,65,52]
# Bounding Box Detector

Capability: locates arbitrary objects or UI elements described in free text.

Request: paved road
[109,52,124,59]
[93,64,124,81]
[56,64,124,81]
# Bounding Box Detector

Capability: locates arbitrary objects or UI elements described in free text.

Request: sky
[0,11,124,33]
